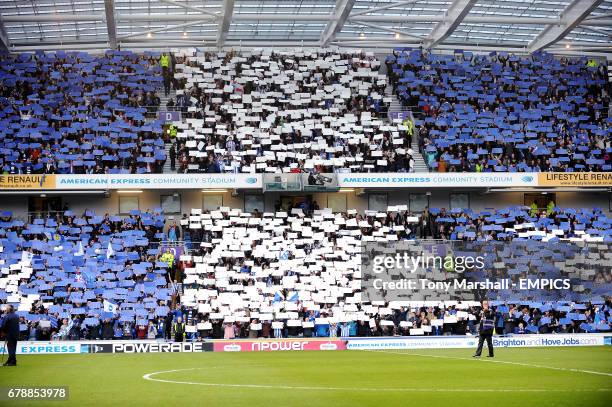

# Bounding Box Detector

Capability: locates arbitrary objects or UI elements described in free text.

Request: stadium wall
[3,334,610,354]
[2,190,609,219]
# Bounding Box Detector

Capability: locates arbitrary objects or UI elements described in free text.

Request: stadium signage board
[3,335,608,355]
[0,340,96,354]
[158,111,181,122]
[345,334,609,350]
[337,172,540,188]
[0,174,56,189]
[52,174,263,190]
[2,172,611,191]
[346,337,475,350]
[387,111,411,121]
[101,342,212,353]
[0,341,213,354]
[6,342,82,354]
[213,339,347,352]
[538,172,612,187]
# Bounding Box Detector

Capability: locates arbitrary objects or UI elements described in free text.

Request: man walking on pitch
[473,300,495,358]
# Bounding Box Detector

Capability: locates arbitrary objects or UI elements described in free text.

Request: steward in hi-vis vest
[473,300,495,358]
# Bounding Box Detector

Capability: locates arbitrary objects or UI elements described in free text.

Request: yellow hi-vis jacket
[160,54,170,68]
[402,118,414,136]
[168,125,177,138]
[160,252,175,268]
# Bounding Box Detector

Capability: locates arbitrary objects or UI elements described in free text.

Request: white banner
[4,341,84,355]
[1,340,212,354]
[10,172,611,190]
[346,334,608,350]
[55,174,262,190]
[338,172,538,188]
[6,334,607,355]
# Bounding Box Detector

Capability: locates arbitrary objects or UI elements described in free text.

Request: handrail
[139,105,182,111]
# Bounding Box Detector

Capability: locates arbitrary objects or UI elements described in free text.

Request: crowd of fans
[2,48,609,176]
[387,49,611,172]
[0,49,610,341]
[151,300,610,340]
[168,49,417,173]
[1,205,610,341]
[427,205,610,241]
[0,51,166,174]
[0,209,173,340]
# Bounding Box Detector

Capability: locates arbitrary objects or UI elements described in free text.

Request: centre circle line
[364,350,612,377]
[142,367,611,392]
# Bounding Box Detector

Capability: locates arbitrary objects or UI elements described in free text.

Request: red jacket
[136,325,147,339]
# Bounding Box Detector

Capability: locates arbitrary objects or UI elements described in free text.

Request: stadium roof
[0,0,611,55]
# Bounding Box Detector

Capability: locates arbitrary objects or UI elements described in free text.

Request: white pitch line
[366,350,612,377]
[142,368,612,392]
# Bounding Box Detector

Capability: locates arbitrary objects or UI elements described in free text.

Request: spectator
[147,321,157,339]
[223,322,235,339]
[173,317,185,342]
[167,222,179,242]
[170,143,177,171]
[248,320,259,338]
[164,313,173,340]
[514,322,526,334]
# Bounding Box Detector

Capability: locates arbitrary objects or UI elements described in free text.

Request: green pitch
[1,347,611,407]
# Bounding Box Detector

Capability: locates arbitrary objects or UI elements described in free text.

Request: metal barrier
[26,211,65,223]
[139,105,182,112]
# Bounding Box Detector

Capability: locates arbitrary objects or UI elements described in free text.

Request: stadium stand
[0,51,166,174]
[387,49,611,172]
[2,48,609,176]
[428,206,611,241]
[1,2,611,405]
[169,49,417,173]
[0,209,170,340]
[2,207,609,341]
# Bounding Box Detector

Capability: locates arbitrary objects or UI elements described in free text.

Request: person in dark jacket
[210,320,222,339]
[1,305,20,366]
[357,320,371,337]
[169,143,176,171]
[164,313,173,340]
[102,319,114,340]
[473,300,495,358]
[261,321,272,338]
